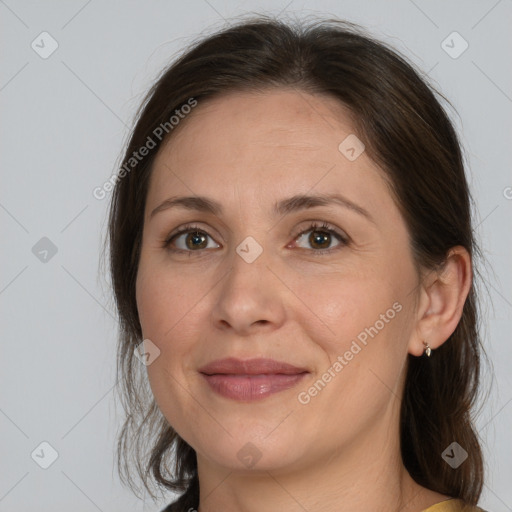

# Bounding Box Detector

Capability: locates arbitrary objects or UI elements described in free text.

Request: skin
[135,89,472,512]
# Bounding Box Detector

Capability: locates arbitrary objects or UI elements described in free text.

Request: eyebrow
[150,193,375,223]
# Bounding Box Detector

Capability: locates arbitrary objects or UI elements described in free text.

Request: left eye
[293,223,347,251]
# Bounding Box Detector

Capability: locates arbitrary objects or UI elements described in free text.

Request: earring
[423,340,432,357]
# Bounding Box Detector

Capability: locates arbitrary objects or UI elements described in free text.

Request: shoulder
[421,498,489,512]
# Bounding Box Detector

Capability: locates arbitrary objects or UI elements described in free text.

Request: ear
[408,246,472,357]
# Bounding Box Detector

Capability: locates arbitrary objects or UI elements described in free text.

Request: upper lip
[198,357,309,375]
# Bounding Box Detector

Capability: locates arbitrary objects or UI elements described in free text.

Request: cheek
[294,266,403,347]
[296,280,409,430]
[293,265,411,399]
[136,266,201,436]
[136,256,195,341]
[135,258,211,366]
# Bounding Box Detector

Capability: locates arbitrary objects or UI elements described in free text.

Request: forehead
[147,89,395,221]
[156,89,358,160]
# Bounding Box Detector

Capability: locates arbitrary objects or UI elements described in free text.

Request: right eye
[164,224,221,253]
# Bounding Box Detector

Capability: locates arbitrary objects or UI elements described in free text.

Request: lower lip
[201,373,308,401]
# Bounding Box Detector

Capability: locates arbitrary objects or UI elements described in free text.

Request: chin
[189,426,309,473]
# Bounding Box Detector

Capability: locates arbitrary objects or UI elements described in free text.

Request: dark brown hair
[106,15,488,510]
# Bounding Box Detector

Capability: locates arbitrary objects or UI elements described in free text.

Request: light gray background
[1,1,511,511]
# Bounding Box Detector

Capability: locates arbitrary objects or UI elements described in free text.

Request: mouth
[198,357,310,402]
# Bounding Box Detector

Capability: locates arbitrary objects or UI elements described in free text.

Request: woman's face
[136,89,421,473]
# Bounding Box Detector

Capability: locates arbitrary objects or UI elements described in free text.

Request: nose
[209,243,287,336]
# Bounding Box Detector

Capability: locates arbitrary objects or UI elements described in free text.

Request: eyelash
[163,221,349,256]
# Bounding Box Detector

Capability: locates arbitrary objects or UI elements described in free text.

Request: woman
[107,16,489,512]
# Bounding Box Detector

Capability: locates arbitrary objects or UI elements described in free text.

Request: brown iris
[309,230,331,250]
[186,231,208,250]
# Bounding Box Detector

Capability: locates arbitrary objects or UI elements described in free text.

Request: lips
[198,357,309,376]
[198,357,309,402]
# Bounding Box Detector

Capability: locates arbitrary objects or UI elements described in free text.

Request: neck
[195,407,434,512]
